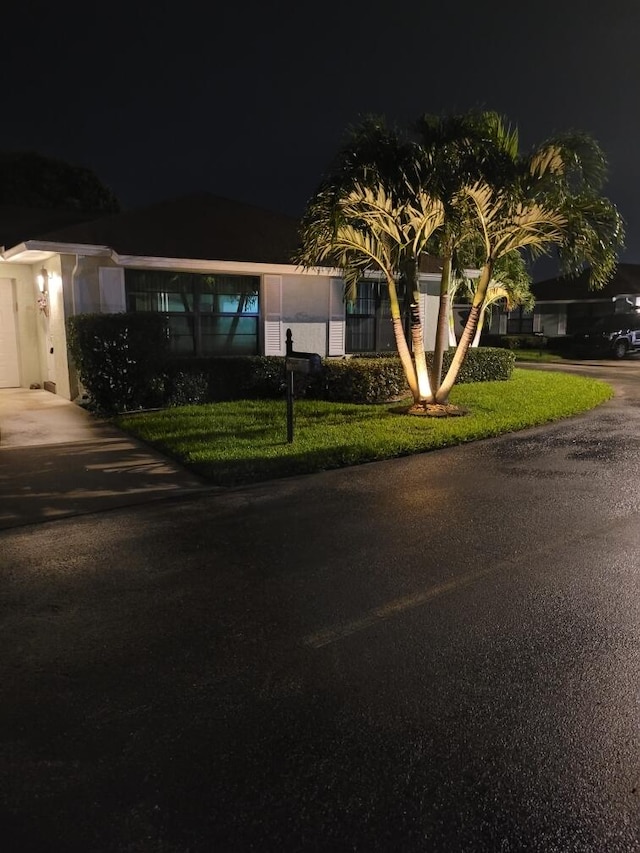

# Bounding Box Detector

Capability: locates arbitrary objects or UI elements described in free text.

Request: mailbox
[284,329,323,443]
[285,353,322,375]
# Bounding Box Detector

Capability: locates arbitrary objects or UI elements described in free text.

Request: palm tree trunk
[387,276,419,402]
[435,264,492,403]
[430,251,452,393]
[410,302,432,400]
[404,259,432,401]
[471,307,486,347]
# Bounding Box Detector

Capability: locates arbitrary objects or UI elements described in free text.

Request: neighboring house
[492,264,640,338]
[0,194,445,400]
[450,264,640,341]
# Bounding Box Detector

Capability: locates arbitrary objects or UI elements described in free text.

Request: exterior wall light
[36,267,50,317]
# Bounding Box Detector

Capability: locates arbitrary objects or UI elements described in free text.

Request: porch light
[36,267,50,316]
[37,268,48,292]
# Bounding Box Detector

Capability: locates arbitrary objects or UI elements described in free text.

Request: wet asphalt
[2,360,640,851]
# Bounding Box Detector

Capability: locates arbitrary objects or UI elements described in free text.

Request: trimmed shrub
[162,348,515,405]
[309,347,514,403]
[438,347,515,383]
[67,313,170,413]
[163,356,287,401]
[65,316,516,412]
[164,371,210,407]
[308,357,408,403]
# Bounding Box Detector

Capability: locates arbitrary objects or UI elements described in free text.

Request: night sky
[4,0,639,277]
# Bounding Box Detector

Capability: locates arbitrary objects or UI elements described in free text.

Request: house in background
[0,194,445,400]
[449,264,640,342]
[489,264,640,338]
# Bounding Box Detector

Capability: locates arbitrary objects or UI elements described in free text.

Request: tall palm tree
[297,180,444,403]
[435,132,625,402]
[413,112,520,391]
[298,115,623,413]
[296,119,444,405]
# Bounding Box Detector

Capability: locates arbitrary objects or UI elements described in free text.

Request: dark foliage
[0,151,120,213]
[67,313,515,411]
[67,313,169,413]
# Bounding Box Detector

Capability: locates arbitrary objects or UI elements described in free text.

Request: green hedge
[163,356,287,404]
[307,357,407,403]
[67,313,170,413]
[437,347,515,383]
[66,315,515,411]
[166,348,514,405]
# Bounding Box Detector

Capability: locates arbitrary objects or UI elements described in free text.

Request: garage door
[0,278,19,387]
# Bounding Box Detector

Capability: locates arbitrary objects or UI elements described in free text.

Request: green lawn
[115,369,612,486]
[513,349,577,363]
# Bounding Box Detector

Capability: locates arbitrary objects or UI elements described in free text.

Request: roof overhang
[0,240,341,277]
[0,240,112,264]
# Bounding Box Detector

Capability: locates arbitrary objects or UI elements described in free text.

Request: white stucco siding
[0,277,20,387]
[29,256,73,399]
[0,262,42,389]
[98,267,126,312]
[265,273,342,357]
[421,276,440,351]
[72,255,112,313]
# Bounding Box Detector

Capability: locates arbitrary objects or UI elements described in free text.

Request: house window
[345,280,397,353]
[506,307,534,335]
[125,270,259,355]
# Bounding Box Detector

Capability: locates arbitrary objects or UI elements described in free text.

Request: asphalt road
[2,361,640,852]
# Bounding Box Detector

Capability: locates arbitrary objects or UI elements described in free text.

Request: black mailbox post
[284,328,322,443]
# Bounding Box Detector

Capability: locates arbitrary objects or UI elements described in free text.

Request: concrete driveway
[0,388,210,529]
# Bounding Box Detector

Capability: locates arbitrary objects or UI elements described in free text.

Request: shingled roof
[532,264,640,301]
[31,193,303,265]
[0,205,100,251]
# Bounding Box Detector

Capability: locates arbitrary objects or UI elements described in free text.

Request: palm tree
[296,119,444,405]
[413,112,520,391]
[435,131,625,402]
[297,180,444,403]
[298,115,623,412]
[453,250,534,348]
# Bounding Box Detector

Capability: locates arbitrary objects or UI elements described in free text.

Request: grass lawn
[115,368,612,486]
[513,349,576,363]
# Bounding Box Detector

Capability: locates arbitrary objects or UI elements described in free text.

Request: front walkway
[0,389,211,529]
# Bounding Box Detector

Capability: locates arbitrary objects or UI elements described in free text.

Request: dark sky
[4,0,639,277]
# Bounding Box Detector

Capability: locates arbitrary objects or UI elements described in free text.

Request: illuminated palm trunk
[405,259,433,402]
[410,302,433,402]
[471,307,486,347]
[386,275,420,403]
[436,264,492,403]
[431,252,452,392]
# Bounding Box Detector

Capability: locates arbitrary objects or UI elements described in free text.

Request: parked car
[577,312,640,358]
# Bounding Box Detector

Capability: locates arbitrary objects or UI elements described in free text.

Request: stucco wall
[28,256,73,399]
[1,262,42,388]
[280,274,336,356]
[422,276,440,351]
[72,255,113,313]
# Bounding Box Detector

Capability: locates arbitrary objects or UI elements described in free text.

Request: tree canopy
[296,111,625,411]
[0,151,120,214]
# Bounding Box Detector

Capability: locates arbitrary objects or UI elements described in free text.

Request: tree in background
[0,151,120,213]
[435,131,624,402]
[448,251,534,348]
